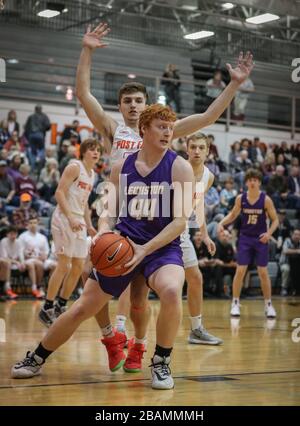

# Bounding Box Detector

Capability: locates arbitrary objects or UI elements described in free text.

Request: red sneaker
[101,330,127,372]
[32,289,45,299]
[123,338,146,373]
[5,289,18,299]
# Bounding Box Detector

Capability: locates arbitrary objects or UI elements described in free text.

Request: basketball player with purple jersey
[76,22,254,348]
[11,105,195,390]
[218,169,279,318]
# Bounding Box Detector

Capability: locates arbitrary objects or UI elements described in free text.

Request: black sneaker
[39,307,56,327]
[11,351,44,379]
[54,302,67,318]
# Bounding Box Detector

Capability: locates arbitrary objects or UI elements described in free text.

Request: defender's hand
[82,22,110,50]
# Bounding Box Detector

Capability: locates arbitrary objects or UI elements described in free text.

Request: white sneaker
[265,302,276,319]
[188,326,223,345]
[11,351,44,379]
[150,355,174,390]
[230,300,240,317]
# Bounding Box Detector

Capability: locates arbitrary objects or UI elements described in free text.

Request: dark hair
[118,82,149,104]
[6,225,18,234]
[244,168,263,183]
[79,138,102,160]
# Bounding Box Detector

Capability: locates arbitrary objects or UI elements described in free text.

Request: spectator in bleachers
[291,143,300,162]
[229,141,241,171]
[0,160,15,212]
[278,141,292,165]
[0,120,10,147]
[12,193,38,233]
[60,120,81,146]
[233,77,255,122]
[161,63,181,113]
[24,105,51,170]
[273,209,293,252]
[0,148,9,162]
[276,153,288,175]
[261,151,276,178]
[220,177,237,213]
[7,110,20,136]
[37,158,60,203]
[3,130,26,156]
[57,139,70,163]
[205,70,226,106]
[249,136,265,164]
[14,164,39,209]
[266,165,289,209]
[59,145,77,174]
[171,137,188,159]
[291,157,299,167]
[206,153,220,180]
[6,154,23,183]
[205,185,220,221]
[0,225,26,299]
[213,229,237,297]
[287,165,300,209]
[234,149,252,187]
[206,213,225,241]
[19,217,49,299]
[192,230,215,295]
[279,229,300,296]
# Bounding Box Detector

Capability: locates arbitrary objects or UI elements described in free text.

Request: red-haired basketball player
[12,104,195,390]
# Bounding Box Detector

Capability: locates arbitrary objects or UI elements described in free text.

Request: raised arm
[173,52,254,139]
[76,23,117,145]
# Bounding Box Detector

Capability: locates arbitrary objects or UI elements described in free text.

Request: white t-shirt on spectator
[0,237,24,263]
[18,231,49,260]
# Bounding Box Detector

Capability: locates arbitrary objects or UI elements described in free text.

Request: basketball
[90,233,134,277]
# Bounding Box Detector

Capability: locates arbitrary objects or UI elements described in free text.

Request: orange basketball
[90,233,134,277]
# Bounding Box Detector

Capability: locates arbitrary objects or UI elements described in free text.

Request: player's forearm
[55,190,73,220]
[84,205,93,229]
[205,81,240,125]
[76,47,93,99]
[267,218,279,237]
[220,212,237,227]
[143,217,186,255]
[97,216,116,233]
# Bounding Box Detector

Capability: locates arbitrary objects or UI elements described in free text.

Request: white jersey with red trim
[110,124,143,165]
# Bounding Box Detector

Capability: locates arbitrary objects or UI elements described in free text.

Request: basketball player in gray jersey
[76,22,253,367]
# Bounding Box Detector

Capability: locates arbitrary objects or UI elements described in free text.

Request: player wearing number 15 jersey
[218,169,279,319]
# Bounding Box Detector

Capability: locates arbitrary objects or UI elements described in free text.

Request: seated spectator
[272,210,294,257]
[233,77,255,122]
[205,70,226,106]
[0,225,26,299]
[279,229,300,296]
[229,141,241,172]
[171,137,188,159]
[14,163,40,210]
[0,198,10,237]
[60,120,81,146]
[3,130,26,155]
[19,217,49,299]
[6,154,23,183]
[59,145,77,174]
[287,166,300,209]
[213,229,237,297]
[249,136,265,165]
[278,141,292,165]
[276,153,288,175]
[206,213,225,241]
[266,165,289,209]
[261,151,276,178]
[234,150,252,187]
[205,185,220,222]
[58,139,70,163]
[220,178,237,213]
[206,153,220,180]
[12,193,39,233]
[0,119,10,147]
[0,160,15,213]
[192,230,215,294]
[38,158,60,203]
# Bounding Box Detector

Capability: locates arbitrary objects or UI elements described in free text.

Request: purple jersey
[116,149,180,249]
[240,191,267,237]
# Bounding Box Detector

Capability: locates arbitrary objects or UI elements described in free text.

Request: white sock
[115,315,127,331]
[232,297,239,305]
[32,284,37,291]
[135,336,147,346]
[190,315,202,330]
[265,299,272,306]
[4,281,11,291]
[101,324,114,337]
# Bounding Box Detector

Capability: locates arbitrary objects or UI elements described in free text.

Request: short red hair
[139,104,177,137]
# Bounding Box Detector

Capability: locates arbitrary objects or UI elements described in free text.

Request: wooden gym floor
[0,297,299,406]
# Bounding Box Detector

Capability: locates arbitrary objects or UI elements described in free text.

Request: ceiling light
[222,3,235,10]
[127,73,136,79]
[7,59,19,64]
[184,30,215,40]
[37,2,65,18]
[246,13,280,25]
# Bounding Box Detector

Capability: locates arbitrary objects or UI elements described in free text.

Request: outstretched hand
[82,22,111,50]
[227,51,254,85]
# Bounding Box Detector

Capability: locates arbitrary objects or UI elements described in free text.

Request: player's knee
[57,261,72,276]
[70,260,84,275]
[159,285,181,304]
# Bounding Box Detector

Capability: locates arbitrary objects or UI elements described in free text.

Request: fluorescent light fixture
[38,9,60,18]
[246,13,280,25]
[222,3,235,10]
[37,2,65,18]
[7,58,19,64]
[182,5,198,11]
[127,73,136,79]
[184,30,215,40]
